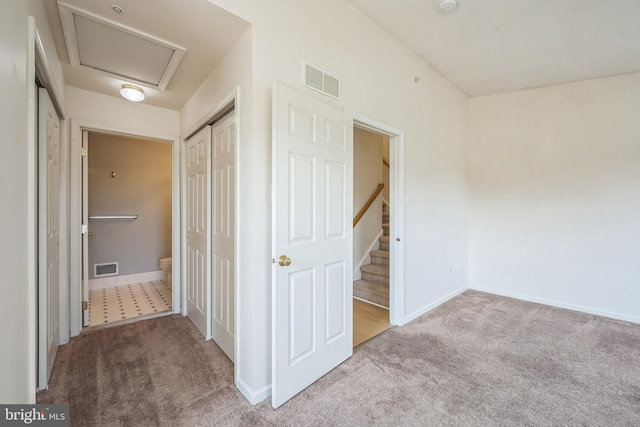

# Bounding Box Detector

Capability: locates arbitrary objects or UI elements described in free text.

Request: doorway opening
[69,121,181,338]
[84,131,174,329]
[352,117,405,346]
[352,126,391,346]
[181,93,238,365]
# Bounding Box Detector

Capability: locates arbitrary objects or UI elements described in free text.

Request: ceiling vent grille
[303,62,341,99]
[58,2,186,90]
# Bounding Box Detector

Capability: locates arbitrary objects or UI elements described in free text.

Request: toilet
[159,257,172,285]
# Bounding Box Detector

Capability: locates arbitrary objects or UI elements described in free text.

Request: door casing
[353,114,405,326]
[69,121,181,336]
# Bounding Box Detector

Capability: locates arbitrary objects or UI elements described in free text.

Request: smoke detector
[439,0,458,13]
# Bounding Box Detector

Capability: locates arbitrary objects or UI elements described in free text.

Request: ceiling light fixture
[120,84,145,102]
[439,0,458,13]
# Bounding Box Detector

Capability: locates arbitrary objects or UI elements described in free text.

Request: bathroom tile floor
[89,281,172,327]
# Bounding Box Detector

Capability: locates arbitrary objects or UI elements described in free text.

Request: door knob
[278,255,292,266]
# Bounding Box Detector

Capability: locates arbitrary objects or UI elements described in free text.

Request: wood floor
[353,298,392,347]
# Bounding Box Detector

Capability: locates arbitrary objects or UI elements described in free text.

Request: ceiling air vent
[303,62,341,99]
[58,2,186,90]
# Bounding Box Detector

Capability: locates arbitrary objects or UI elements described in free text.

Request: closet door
[185,126,211,339]
[211,112,235,361]
[38,88,61,390]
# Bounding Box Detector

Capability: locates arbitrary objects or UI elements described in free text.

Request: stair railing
[353,183,384,227]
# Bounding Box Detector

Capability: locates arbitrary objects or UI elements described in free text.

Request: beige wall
[469,72,640,322]
[88,133,172,279]
[353,128,384,276]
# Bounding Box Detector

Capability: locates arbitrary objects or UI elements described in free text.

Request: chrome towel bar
[88,215,138,220]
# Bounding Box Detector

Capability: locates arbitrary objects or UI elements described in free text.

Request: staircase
[353,204,389,307]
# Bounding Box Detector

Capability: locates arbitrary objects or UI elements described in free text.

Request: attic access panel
[58,2,186,90]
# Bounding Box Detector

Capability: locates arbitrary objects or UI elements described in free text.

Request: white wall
[209,0,469,402]
[65,86,180,136]
[353,128,384,277]
[0,0,34,404]
[179,27,256,400]
[469,73,640,323]
[1,0,68,404]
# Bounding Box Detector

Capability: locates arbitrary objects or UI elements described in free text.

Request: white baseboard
[402,286,467,325]
[236,378,271,405]
[89,270,165,290]
[470,285,640,325]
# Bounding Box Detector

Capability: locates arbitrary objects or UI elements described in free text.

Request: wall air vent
[303,62,341,99]
[58,2,186,90]
[95,262,119,277]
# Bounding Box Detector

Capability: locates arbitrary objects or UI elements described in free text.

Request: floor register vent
[95,262,119,277]
[303,62,341,99]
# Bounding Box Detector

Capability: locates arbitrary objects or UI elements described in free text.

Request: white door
[81,130,89,327]
[272,82,354,408]
[211,113,235,361]
[38,88,61,390]
[185,126,212,339]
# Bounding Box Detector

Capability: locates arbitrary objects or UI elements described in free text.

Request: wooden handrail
[353,183,384,228]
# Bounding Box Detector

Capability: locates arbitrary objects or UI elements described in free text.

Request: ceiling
[45,0,640,106]
[44,0,250,110]
[347,0,640,96]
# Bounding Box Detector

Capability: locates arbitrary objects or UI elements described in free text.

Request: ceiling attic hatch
[58,2,186,90]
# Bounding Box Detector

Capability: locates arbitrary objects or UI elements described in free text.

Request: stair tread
[379,235,390,242]
[370,249,389,258]
[353,279,388,296]
[353,279,389,307]
[360,263,389,276]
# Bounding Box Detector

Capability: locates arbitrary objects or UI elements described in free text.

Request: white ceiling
[45,0,250,110]
[45,1,640,106]
[347,0,640,96]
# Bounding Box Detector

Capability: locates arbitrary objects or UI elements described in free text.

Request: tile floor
[89,281,172,326]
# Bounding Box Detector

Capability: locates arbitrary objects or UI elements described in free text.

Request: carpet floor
[38,290,640,426]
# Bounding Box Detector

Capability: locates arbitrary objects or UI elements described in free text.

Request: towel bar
[88,215,138,220]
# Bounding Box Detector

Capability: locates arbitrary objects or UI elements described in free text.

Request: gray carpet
[38,290,640,426]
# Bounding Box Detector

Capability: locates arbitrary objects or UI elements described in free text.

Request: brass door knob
[278,255,292,266]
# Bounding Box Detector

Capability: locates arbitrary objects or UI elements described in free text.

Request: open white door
[211,112,235,361]
[81,130,89,327]
[272,82,354,408]
[38,88,61,390]
[185,126,212,339]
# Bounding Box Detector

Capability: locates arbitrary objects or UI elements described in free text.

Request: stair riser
[371,256,389,266]
[383,226,389,236]
[382,214,389,223]
[380,242,390,251]
[361,271,389,286]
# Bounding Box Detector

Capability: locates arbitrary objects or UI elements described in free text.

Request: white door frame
[69,120,181,336]
[181,87,240,377]
[30,19,69,397]
[353,114,405,326]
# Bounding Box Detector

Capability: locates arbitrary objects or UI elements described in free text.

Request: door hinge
[81,147,88,157]
[81,224,88,235]
[82,301,88,310]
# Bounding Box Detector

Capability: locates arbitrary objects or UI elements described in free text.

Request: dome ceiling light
[439,0,458,13]
[120,84,145,102]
